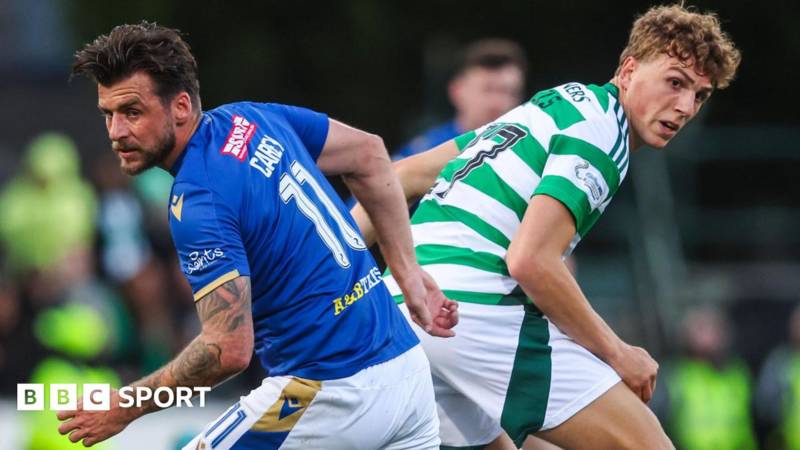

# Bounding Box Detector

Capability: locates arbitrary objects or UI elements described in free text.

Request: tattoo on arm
[130,276,252,416]
[194,276,250,333]
[172,276,251,385]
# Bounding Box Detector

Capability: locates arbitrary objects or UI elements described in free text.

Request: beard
[114,120,176,176]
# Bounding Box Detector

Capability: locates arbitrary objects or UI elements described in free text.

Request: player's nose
[674,90,695,120]
[107,113,130,141]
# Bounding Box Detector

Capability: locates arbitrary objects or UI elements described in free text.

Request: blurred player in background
[353,4,741,449]
[394,38,527,161]
[61,21,456,449]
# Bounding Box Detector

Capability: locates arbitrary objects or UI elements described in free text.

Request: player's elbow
[353,133,391,177]
[226,351,252,374]
[507,248,556,296]
[220,332,254,374]
[223,348,252,375]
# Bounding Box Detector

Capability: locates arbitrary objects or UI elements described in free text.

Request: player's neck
[162,112,202,171]
[609,78,643,152]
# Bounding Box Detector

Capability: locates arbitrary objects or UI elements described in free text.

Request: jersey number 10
[279,161,367,268]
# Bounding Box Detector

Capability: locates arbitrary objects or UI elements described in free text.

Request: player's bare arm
[350,139,459,246]
[57,276,253,446]
[506,195,658,403]
[137,275,253,401]
[317,120,457,337]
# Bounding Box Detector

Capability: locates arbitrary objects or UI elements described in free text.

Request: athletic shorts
[400,302,620,448]
[182,345,439,450]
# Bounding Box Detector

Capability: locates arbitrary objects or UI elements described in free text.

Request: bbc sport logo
[17,384,211,411]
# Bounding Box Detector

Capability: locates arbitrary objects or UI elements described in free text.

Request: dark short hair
[72,21,201,110]
[453,38,528,78]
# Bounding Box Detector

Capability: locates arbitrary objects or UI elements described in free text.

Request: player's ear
[617,56,637,91]
[172,92,193,125]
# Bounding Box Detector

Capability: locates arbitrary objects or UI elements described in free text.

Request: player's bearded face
[112,113,176,175]
[622,54,713,149]
[99,72,179,176]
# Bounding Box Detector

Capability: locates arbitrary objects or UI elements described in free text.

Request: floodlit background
[0,0,798,449]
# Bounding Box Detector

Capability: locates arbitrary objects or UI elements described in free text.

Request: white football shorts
[400,301,620,448]
[183,344,439,450]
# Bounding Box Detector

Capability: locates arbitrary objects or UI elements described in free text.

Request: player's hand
[57,389,135,447]
[608,343,659,403]
[399,265,458,337]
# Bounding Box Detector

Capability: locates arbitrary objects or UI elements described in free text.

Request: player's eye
[695,91,710,103]
[669,78,682,89]
[126,109,141,119]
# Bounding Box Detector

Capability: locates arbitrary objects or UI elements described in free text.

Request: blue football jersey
[168,102,418,380]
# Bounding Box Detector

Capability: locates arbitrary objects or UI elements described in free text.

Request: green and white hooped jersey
[386,82,629,306]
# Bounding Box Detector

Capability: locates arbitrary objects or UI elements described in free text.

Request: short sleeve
[168,182,250,301]
[533,134,620,235]
[273,104,329,160]
[453,131,477,152]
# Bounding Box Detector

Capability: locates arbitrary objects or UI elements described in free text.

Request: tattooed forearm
[127,276,253,417]
[169,339,222,385]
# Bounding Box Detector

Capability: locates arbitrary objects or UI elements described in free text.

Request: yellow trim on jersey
[250,377,322,432]
[193,270,241,301]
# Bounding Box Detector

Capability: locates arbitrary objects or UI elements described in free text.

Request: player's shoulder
[530,82,624,153]
[203,101,294,133]
[172,109,256,204]
[529,82,621,125]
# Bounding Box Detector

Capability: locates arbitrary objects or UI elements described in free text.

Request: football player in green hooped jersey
[353,4,741,450]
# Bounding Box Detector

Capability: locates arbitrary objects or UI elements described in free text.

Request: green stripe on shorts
[501,304,552,445]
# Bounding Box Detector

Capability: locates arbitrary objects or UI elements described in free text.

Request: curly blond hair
[616,4,741,89]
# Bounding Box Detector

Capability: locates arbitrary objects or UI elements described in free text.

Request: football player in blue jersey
[59,22,457,449]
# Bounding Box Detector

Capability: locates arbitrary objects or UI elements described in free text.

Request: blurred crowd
[0,132,266,448]
[0,37,798,450]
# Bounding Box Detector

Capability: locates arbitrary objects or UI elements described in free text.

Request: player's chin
[119,158,149,176]
[644,133,671,149]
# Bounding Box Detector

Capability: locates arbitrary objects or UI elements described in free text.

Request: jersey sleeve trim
[533,175,590,231]
[454,131,477,151]
[193,269,241,302]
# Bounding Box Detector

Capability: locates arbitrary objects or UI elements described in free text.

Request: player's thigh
[535,382,674,450]
[521,435,564,450]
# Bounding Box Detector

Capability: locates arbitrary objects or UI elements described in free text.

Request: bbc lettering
[17,384,210,410]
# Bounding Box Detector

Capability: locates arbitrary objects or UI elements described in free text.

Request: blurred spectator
[660,307,757,450]
[92,156,179,373]
[393,38,527,160]
[0,132,96,304]
[25,302,120,450]
[94,156,152,285]
[756,304,800,450]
